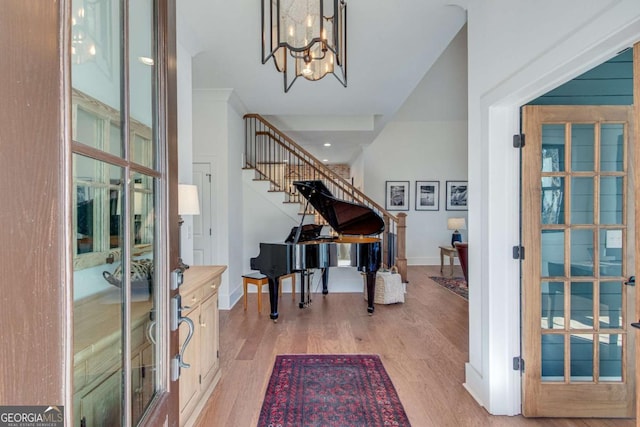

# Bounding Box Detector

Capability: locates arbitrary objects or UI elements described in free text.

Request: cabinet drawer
[74,360,87,391]
[181,287,203,315]
[202,275,221,300]
[86,343,120,385]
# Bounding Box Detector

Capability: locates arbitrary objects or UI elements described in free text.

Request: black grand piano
[250,180,385,321]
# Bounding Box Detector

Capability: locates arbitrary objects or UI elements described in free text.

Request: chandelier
[262,0,347,92]
[71,0,99,64]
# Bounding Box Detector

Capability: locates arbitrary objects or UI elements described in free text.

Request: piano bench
[242,272,297,314]
[243,273,269,313]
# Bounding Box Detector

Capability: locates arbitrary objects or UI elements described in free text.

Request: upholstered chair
[454,242,468,284]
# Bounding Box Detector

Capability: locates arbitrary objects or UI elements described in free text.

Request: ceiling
[178,1,467,164]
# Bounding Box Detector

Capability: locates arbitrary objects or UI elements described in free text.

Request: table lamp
[178,184,200,270]
[447,217,466,247]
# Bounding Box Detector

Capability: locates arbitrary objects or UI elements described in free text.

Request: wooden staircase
[243,114,407,281]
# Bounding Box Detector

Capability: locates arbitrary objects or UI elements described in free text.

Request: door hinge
[513,134,525,148]
[513,245,525,260]
[217,350,220,359]
[207,173,211,183]
[513,356,525,372]
[199,374,202,385]
[209,228,212,236]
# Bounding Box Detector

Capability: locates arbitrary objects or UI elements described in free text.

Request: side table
[439,245,458,276]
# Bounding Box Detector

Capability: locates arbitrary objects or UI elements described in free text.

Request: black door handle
[624,276,635,286]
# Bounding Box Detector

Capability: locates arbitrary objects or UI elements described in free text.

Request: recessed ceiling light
[323,143,331,147]
[322,159,329,162]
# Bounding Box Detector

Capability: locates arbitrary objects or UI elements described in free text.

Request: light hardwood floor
[194,266,636,426]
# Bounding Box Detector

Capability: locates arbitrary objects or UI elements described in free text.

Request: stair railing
[244,113,407,281]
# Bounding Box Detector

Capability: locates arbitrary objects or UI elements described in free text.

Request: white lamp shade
[178,184,200,215]
[447,217,466,230]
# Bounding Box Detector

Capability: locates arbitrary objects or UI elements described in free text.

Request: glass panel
[71,0,122,157]
[570,282,593,329]
[570,334,594,382]
[599,334,623,381]
[73,155,124,426]
[130,173,157,424]
[542,230,565,276]
[570,229,594,276]
[541,281,564,329]
[542,334,564,382]
[599,229,623,277]
[571,177,594,224]
[75,155,123,255]
[129,0,155,170]
[571,124,595,172]
[541,125,565,172]
[110,122,122,157]
[542,177,565,225]
[600,282,622,330]
[75,107,103,147]
[600,123,624,172]
[600,177,623,225]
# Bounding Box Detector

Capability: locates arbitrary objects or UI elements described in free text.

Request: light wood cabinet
[179,265,226,427]
[73,302,152,427]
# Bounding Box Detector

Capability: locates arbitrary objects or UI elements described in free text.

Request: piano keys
[250,180,384,321]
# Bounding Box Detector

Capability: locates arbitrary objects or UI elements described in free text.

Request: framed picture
[446,181,468,211]
[385,181,409,211]
[415,181,439,211]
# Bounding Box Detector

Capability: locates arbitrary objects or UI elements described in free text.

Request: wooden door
[522,105,636,417]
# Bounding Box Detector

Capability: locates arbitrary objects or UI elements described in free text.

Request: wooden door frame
[138,0,180,425]
[0,0,67,410]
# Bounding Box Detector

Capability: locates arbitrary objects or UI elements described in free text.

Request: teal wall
[529,49,633,105]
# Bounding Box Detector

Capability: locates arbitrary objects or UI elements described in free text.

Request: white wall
[362,120,468,264]
[177,41,195,265]
[192,89,246,309]
[464,0,640,415]
[358,25,469,265]
[226,102,245,307]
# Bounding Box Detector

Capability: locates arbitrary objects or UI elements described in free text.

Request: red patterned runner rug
[258,354,411,427]
[429,276,468,300]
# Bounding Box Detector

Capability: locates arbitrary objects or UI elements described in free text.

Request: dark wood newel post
[396,213,407,283]
[383,215,391,269]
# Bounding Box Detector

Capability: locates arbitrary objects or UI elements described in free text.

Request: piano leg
[268,277,280,322]
[364,271,376,315]
[299,270,312,309]
[322,268,329,295]
[299,270,306,309]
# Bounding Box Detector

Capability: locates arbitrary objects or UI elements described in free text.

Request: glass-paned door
[522,105,635,417]
[70,0,171,425]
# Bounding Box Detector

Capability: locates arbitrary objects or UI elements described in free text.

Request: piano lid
[293,180,385,236]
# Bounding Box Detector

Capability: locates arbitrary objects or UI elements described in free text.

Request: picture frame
[415,180,439,211]
[446,181,468,211]
[385,181,410,211]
